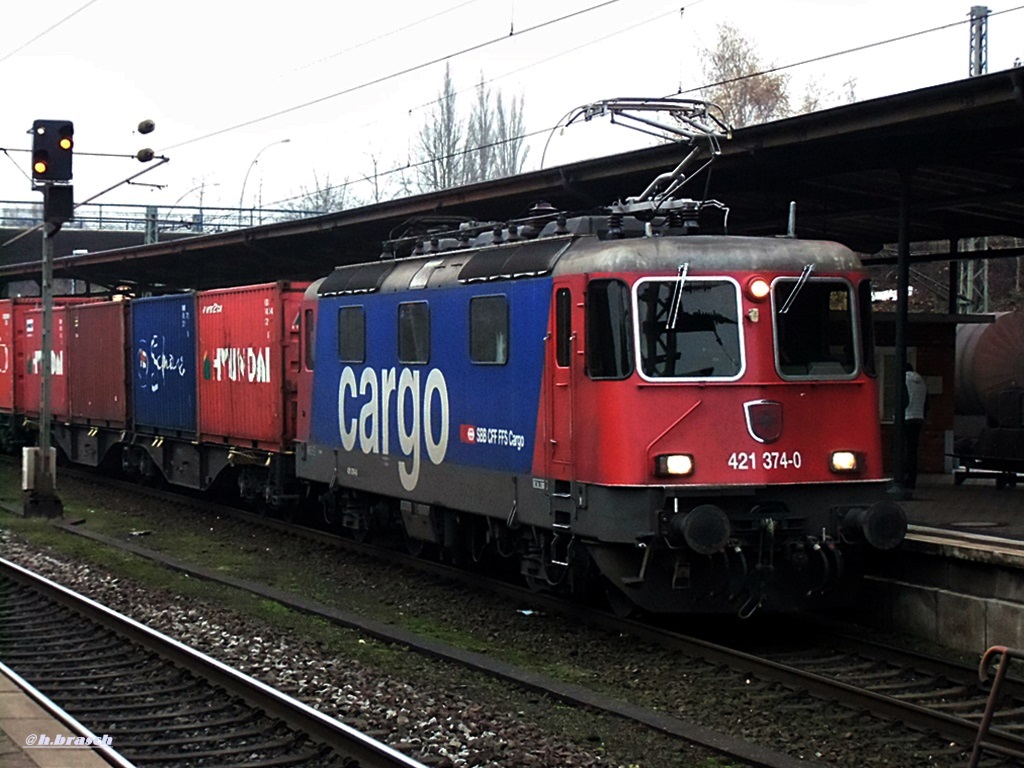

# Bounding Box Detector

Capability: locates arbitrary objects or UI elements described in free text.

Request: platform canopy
[2,68,1023,292]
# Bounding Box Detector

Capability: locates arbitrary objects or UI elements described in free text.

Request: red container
[3,299,51,414]
[21,305,72,419]
[0,299,20,412]
[68,301,129,427]
[196,282,308,450]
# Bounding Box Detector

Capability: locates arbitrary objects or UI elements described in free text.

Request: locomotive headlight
[746,277,771,301]
[830,450,861,473]
[655,453,694,477]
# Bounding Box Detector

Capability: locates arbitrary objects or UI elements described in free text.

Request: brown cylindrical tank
[956,312,1024,418]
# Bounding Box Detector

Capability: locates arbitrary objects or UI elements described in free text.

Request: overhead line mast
[959,5,991,314]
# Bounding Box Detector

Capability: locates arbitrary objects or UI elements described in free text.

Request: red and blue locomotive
[295,198,907,615]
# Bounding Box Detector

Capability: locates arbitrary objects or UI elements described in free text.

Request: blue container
[131,293,197,435]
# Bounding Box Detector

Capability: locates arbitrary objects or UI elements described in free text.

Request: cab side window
[555,288,571,368]
[587,279,633,380]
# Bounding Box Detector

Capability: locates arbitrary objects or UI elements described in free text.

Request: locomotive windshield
[774,278,857,378]
[634,277,742,379]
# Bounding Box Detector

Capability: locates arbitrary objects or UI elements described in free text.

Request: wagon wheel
[351,522,372,544]
[0,423,15,454]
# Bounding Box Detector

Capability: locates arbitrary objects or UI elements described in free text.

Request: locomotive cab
[551,235,906,614]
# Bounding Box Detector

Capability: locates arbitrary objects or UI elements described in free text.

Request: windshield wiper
[779,264,814,315]
[666,263,690,330]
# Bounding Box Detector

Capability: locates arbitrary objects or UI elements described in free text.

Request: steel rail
[26,468,1024,764]
[0,659,136,767]
[0,556,427,768]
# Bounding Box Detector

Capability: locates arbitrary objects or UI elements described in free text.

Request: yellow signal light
[33,159,48,175]
[58,137,73,151]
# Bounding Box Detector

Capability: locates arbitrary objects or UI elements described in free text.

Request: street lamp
[238,139,290,226]
[172,181,219,209]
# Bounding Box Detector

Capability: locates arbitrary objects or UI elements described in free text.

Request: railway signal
[24,118,75,518]
[30,119,74,184]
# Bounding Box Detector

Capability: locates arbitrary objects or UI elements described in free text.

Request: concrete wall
[859,542,1024,653]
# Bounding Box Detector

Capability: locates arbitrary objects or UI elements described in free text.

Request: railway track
[0,556,427,768]
[8,469,1024,766]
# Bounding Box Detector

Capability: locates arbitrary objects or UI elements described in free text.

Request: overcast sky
[2,0,1022,219]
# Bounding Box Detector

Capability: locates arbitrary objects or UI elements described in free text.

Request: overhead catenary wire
[266,2,687,207]
[267,3,694,207]
[287,0,487,78]
[400,5,685,136]
[678,4,1024,98]
[267,4,1024,209]
[5,2,1022,211]
[162,0,630,151]
[0,0,101,66]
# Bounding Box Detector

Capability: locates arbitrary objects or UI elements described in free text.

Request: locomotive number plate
[728,451,803,470]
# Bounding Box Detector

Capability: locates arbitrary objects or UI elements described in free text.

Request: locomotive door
[548,284,574,475]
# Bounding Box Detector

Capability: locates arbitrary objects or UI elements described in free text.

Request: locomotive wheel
[524,573,548,592]
[468,519,490,564]
[320,497,341,529]
[404,534,426,558]
[604,582,636,618]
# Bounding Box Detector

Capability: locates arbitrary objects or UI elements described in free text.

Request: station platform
[0,666,115,768]
[902,471,1024,542]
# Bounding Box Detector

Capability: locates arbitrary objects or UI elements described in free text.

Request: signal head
[30,119,74,184]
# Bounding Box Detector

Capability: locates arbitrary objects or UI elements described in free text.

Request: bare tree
[493,91,529,178]
[463,75,495,184]
[416,62,463,192]
[797,75,859,115]
[416,66,528,191]
[285,171,350,217]
[357,152,395,205]
[700,23,790,127]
